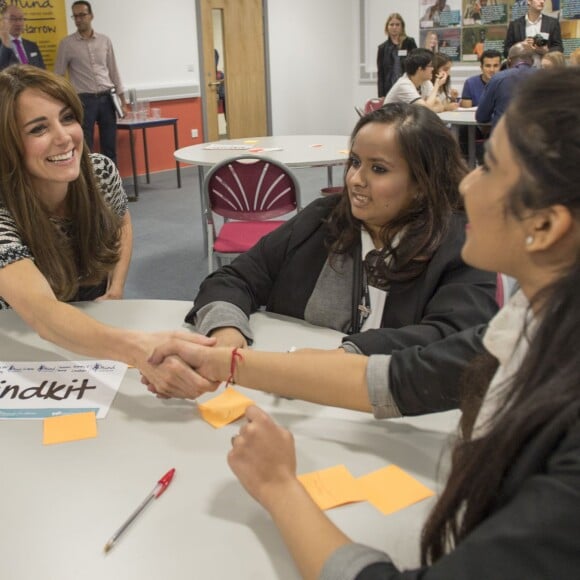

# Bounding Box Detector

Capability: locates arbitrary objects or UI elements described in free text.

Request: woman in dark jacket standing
[376,13,417,98]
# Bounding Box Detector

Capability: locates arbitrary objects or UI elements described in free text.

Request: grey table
[0,300,458,579]
[117,117,182,200]
[439,109,490,168]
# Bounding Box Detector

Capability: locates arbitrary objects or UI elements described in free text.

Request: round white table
[438,109,489,169]
[175,135,350,252]
[0,301,458,580]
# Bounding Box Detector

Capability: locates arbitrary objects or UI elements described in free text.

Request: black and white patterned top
[0,153,128,310]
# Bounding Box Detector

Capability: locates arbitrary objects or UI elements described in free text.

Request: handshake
[140,327,249,400]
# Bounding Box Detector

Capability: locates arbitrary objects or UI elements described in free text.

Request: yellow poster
[17,0,67,70]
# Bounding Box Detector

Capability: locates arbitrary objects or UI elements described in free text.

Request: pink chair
[364,97,385,114]
[355,97,384,117]
[204,155,301,273]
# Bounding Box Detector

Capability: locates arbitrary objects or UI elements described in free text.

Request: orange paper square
[357,465,434,515]
[43,412,98,445]
[198,387,254,428]
[298,465,366,510]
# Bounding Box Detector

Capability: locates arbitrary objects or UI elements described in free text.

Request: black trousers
[79,92,117,164]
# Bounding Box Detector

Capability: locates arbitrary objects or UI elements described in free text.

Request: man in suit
[0,5,45,70]
[504,0,562,64]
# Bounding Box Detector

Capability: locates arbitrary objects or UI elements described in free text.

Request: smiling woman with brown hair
[0,65,213,392]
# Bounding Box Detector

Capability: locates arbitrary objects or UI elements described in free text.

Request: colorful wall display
[417,0,580,60]
[6,0,67,70]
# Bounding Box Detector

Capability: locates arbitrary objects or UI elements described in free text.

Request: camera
[533,34,548,47]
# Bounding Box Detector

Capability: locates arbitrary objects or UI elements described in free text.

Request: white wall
[60,0,474,137]
[62,0,200,94]
[266,0,356,135]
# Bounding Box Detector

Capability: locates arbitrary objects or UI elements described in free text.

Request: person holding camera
[504,0,562,66]
[476,43,536,128]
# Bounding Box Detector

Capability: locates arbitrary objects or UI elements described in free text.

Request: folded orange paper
[198,387,254,428]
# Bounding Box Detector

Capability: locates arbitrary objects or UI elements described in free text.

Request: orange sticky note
[298,465,366,510]
[244,139,258,144]
[357,465,434,515]
[338,149,349,154]
[43,411,98,445]
[198,387,254,428]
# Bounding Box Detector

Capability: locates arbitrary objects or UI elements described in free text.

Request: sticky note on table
[298,465,366,510]
[357,465,434,515]
[198,387,254,428]
[43,411,98,445]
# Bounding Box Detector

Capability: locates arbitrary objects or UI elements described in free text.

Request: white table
[0,301,458,580]
[175,135,350,252]
[438,109,489,169]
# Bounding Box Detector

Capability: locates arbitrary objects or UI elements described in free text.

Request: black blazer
[376,36,417,98]
[504,14,563,57]
[0,37,46,70]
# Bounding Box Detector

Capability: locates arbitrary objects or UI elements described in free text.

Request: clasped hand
[140,327,246,399]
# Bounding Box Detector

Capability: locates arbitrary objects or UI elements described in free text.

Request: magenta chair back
[203,155,301,272]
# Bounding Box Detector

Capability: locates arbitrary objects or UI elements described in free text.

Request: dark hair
[325,103,466,283]
[0,65,121,301]
[404,48,434,76]
[431,52,452,97]
[72,0,92,15]
[421,68,580,564]
[479,48,502,64]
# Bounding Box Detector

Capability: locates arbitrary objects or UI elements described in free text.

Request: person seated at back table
[476,42,536,128]
[460,49,502,108]
[430,52,459,111]
[187,104,497,357]
[540,50,566,69]
[0,65,213,388]
[383,48,448,113]
[151,68,580,579]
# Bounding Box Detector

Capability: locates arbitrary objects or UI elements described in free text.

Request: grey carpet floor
[124,165,334,301]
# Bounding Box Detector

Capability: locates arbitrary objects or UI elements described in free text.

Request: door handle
[208,81,223,87]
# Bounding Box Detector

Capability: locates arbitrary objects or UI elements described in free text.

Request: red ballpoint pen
[103,468,176,553]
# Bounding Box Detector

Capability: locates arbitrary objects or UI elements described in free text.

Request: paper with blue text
[0,361,127,419]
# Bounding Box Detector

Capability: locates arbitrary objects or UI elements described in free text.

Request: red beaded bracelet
[225,347,244,387]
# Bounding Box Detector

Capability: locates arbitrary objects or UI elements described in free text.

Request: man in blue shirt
[476,43,535,128]
[461,49,502,108]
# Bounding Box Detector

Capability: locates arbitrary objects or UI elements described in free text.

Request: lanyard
[357,270,372,332]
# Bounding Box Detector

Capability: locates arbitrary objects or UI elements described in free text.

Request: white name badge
[398,50,408,57]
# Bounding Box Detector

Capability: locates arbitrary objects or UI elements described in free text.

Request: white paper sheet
[0,360,128,419]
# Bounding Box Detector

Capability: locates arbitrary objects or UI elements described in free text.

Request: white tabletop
[174,135,350,168]
[438,109,481,126]
[0,301,458,579]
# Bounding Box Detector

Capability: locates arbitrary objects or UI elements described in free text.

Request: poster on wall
[561,0,580,19]
[18,0,67,70]
[463,1,509,26]
[561,18,580,54]
[420,0,463,29]
[420,28,462,60]
[415,0,580,60]
[461,24,506,60]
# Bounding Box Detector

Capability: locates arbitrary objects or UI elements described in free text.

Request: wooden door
[199,0,268,141]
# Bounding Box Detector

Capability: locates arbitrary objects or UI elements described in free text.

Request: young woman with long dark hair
[188,104,496,359]
[173,68,580,578]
